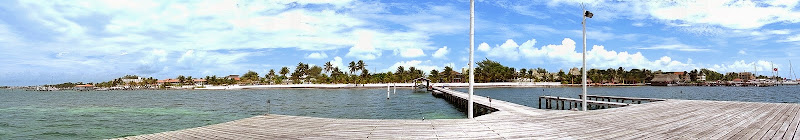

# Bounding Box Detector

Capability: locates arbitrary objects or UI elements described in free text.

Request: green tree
[308,66,323,79]
[429,69,440,83]
[291,62,309,83]
[357,60,366,72]
[348,61,357,75]
[242,70,260,82]
[324,61,334,74]
[176,75,186,86]
[396,66,406,82]
[475,58,513,82]
[186,76,193,85]
[280,67,290,78]
[443,66,454,83]
[266,69,276,83]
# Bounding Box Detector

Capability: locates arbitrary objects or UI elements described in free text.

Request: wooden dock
[116,87,800,139]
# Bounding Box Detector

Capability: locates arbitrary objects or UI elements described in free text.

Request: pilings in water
[387,84,390,99]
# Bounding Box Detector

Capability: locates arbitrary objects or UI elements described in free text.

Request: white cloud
[767,29,791,35]
[345,30,381,60]
[710,60,776,75]
[485,39,522,61]
[636,44,711,52]
[479,37,697,71]
[400,48,425,58]
[779,34,800,42]
[738,50,747,55]
[549,0,800,30]
[328,56,345,71]
[477,42,491,52]
[432,46,450,58]
[306,52,328,59]
[632,22,646,27]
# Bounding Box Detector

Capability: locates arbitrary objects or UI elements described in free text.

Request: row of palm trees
[83,59,742,87]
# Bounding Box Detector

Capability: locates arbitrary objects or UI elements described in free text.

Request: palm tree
[356,60,366,73]
[324,61,333,74]
[396,66,405,82]
[443,66,453,82]
[280,67,290,78]
[429,69,440,82]
[175,75,185,86]
[267,69,276,79]
[408,67,418,79]
[188,76,195,85]
[348,61,357,75]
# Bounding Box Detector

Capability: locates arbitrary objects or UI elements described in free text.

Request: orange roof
[192,79,207,82]
[75,84,93,87]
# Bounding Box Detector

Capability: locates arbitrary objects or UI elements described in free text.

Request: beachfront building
[74,84,94,91]
[121,77,143,83]
[156,79,180,85]
[225,75,241,81]
[738,72,755,81]
[192,78,207,85]
[698,73,707,81]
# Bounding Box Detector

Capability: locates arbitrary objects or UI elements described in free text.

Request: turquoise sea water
[454,85,800,109]
[0,89,463,139]
[1,86,799,139]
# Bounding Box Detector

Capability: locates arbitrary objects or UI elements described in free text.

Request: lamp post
[468,0,475,119]
[581,7,593,111]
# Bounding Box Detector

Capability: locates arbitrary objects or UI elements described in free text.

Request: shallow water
[2,85,799,139]
[0,89,463,139]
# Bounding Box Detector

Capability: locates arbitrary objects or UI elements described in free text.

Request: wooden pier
[117,87,800,139]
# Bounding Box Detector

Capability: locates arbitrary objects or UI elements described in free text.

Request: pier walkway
[117,87,800,139]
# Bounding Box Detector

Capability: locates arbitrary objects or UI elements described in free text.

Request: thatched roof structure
[651,74,679,83]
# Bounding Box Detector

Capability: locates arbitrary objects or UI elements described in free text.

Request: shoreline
[195,82,565,90]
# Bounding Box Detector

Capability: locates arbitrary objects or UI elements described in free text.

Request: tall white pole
[581,9,588,111]
[468,0,475,119]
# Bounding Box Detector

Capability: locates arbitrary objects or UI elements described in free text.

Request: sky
[1,0,800,86]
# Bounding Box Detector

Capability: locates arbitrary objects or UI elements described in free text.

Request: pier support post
[387,84,390,100]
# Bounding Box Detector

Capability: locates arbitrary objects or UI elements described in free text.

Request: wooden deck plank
[768,104,799,139]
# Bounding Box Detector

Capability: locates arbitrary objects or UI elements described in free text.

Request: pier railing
[539,95,666,110]
[582,95,665,104]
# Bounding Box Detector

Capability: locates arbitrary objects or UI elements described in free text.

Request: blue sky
[2,0,800,86]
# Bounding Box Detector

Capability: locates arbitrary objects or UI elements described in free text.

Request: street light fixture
[581,7,593,111]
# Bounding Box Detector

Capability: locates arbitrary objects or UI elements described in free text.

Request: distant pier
[117,87,800,139]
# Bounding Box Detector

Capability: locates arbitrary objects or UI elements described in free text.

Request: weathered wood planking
[115,88,800,140]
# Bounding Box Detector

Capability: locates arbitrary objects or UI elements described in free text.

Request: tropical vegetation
[43,58,784,87]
